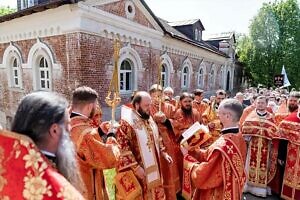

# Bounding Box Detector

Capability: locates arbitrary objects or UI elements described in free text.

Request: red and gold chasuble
[202,103,222,148]
[278,112,300,200]
[192,100,208,117]
[170,108,202,141]
[182,133,247,200]
[150,103,181,200]
[240,105,255,126]
[0,130,84,200]
[274,104,289,126]
[242,111,279,189]
[169,108,202,182]
[70,116,119,200]
[116,106,165,200]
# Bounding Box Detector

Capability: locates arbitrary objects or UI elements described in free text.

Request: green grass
[103,168,117,200]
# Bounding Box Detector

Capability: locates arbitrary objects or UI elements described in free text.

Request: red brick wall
[96,1,155,29]
[0,34,82,122]
[0,31,226,126]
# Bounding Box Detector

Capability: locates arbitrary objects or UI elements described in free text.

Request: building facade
[0,0,242,127]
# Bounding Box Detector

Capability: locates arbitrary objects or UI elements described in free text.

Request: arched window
[38,57,51,90]
[3,44,23,89]
[160,53,173,87]
[198,68,204,87]
[120,59,133,92]
[220,67,225,89]
[182,66,189,88]
[161,64,167,88]
[11,57,21,88]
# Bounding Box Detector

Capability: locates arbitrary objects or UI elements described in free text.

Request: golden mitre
[180,122,211,150]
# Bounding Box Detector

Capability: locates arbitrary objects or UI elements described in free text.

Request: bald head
[132,91,151,119]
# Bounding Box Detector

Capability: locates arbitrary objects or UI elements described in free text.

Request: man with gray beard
[0,91,84,199]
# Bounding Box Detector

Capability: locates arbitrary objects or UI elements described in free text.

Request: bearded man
[149,84,181,199]
[116,91,172,200]
[1,91,84,199]
[202,90,226,147]
[278,98,300,199]
[70,86,119,200]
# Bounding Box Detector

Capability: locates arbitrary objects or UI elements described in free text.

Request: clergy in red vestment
[149,85,181,200]
[276,93,300,200]
[202,90,226,147]
[116,91,173,200]
[192,89,208,117]
[242,96,280,197]
[70,86,120,200]
[168,92,202,193]
[181,99,247,200]
[240,95,274,126]
[1,92,84,199]
[275,92,299,125]
[268,93,299,195]
[170,92,202,141]
[163,86,177,107]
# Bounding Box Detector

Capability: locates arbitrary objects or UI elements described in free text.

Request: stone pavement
[243,193,280,200]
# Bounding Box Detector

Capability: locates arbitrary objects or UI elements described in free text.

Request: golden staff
[157,60,163,114]
[105,39,121,129]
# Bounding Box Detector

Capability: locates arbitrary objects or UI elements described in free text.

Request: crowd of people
[0,85,299,200]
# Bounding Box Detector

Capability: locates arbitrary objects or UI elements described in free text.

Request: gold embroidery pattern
[16,140,53,200]
[23,174,52,199]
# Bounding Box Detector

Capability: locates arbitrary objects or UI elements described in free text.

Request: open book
[180,122,211,149]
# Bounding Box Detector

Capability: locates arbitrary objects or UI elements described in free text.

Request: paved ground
[243,193,280,200]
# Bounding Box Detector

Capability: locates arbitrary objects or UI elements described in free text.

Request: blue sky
[1,0,299,36]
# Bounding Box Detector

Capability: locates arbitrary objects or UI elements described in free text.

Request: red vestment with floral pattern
[182,133,247,200]
[278,112,300,200]
[0,130,84,200]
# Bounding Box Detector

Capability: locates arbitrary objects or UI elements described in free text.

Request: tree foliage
[237,0,300,88]
[0,6,16,16]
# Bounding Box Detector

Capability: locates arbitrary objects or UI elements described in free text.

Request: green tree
[237,0,300,88]
[273,0,300,88]
[0,6,16,16]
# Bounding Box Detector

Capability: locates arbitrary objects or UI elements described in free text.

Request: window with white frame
[21,0,34,9]
[198,68,204,87]
[182,66,189,88]
[195,28,198,41]
[161,64,168,88]
[120,59,133,92]
[198,30,202,41]
[11,57,21,88]
[21,0,28,9]
[38,57,51,90]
